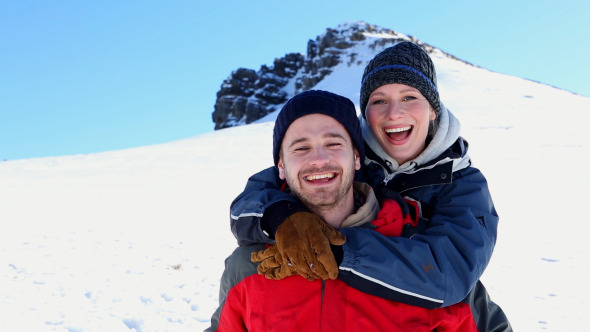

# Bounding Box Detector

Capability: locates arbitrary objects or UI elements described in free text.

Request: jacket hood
[361,103,470,175]
[340,182,380,229]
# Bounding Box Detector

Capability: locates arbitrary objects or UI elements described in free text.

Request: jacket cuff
[261,200,307,238]
[331,244,344,266]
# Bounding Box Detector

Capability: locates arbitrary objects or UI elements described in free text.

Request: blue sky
[1,0,588,161]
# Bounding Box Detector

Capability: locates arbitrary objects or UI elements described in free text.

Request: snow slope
[1,42,589,331]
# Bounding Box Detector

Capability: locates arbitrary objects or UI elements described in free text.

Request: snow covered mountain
[1,21,589,331]
[212,21,469,130]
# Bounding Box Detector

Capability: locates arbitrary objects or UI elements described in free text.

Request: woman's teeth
[385,126,411,133]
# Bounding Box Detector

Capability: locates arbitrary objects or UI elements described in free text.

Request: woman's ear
[430,107,437,121]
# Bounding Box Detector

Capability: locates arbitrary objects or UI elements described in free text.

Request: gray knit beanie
[360,41,440,118]
[273,90,364,166]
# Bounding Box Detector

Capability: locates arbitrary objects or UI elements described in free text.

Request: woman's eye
[370,99,385,105]
[402,95,417,101]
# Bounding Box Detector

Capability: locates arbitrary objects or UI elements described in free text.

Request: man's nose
[309,147,330,165]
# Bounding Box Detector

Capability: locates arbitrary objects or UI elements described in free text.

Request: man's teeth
[385,126,411,133]
[306,173,335,181]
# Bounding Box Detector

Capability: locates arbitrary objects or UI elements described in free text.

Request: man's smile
[304,172,337,183]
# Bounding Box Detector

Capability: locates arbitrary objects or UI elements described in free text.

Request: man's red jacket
[209,193,484,331]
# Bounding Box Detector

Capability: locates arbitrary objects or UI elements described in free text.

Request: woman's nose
[386,101,405,118]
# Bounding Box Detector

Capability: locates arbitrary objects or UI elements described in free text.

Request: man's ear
[354,149,361,170]
[277,158,286,180]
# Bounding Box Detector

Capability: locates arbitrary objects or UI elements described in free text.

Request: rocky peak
[210,21,464,130]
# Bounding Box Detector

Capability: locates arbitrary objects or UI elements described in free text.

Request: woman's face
[365,83,436,165]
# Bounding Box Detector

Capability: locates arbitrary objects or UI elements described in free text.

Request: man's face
[277,114,361,212]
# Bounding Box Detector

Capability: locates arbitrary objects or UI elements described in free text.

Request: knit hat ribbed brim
[273,90,364,166]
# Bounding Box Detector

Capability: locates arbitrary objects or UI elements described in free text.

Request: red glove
[371,187,420,237]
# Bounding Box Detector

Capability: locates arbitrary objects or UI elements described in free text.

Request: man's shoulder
[223,244,267,284]
[227,244,266,264]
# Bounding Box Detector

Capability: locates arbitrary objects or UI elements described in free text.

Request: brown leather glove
[251,245,298,279]
[251,211,346,280]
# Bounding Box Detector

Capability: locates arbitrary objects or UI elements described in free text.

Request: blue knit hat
[360,41,441,118]
[273,90,364,166]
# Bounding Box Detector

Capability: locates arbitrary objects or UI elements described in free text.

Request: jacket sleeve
[464,281,513,332]
[338,167,498,308]
[205,245,265,332]
[230,166,300,245]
